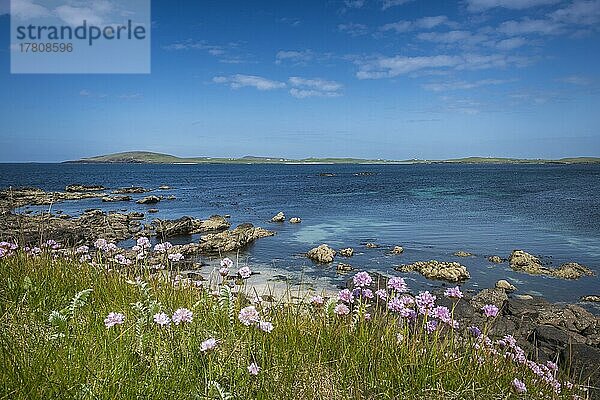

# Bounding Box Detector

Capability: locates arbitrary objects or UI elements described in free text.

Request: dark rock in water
[365,242,379,248]
[197,223,275,253]
[495,279,517,292]
[289,217,301,224]
[319,173,335,177]
[148,209,159,213]
[102,195,131,202]
[392,246,404,254]
[158,185,171,190]
[153,215,230,238]
[560,344,600,399]
[65,184,105,192]
[488,255,504,263]
[113,186,148,194]
[354,172,377,176]
[337,263,353,272]
[136,195,160,204]
[271,211,285,222]
[339,248,354,257]
[453,251,473,257]
[306,244,336,263]
[509,250,594,280]
[166,195,176,200]
[396,260,470,282]
[128,212,144,220]
[581,295,600,303]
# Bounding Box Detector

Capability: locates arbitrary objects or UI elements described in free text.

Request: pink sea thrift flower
[353,271,373,287]
[334,304,350,316]
[154,242,173,253]
[200,338,218,352]
[75,245,89,254]
[337,289,354,304]
[512,378,527,393]
[361,288,374,299]
[104,312,125,328]
[444,286,463,299]
[310,295,324,306]
[426,320,439,334]
[221,257,234,268]
[153,312,171,327]
[482,304,499,318]
[239,306,260,326]
[415,291,436,315]
[258,321,274,333]
[375,289,388,301]
[114,254,132,266]
[387,297,405,313]
[136,237,151,249]
[172,308,193,325]
[219,267,229,277]
[248,362,260,375]
[94,238,108,251]
[168,253,184,262]
[238,266,252,279]
[387,277,408,293]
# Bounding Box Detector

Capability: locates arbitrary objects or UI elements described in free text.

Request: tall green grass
[0,251,588,399]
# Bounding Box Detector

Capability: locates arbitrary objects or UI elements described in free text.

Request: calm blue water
[1,163,599,306]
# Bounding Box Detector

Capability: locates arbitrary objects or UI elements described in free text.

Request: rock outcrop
[339,248,354,257]
[307,244,336,263]
[488,255,504,263]
[395,260,470,282]
[271,212,285,222]
[496,279,517,292]
[453,251,473,257]
[509,250,594,280]
[289,217,301,224]
[113,187,148,194]
[65,184,105,192]
[392,246,404,254]
[102,195,131,202]
[136,196,160,205]
[153,215,230,238]
[198,223,275,253]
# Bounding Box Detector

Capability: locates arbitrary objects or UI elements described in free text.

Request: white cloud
[498,18,564,35]
[213,75,286,91]
[417,30,488,45]
[466,0,560,12]
[356,53,529,79]
[10,0,50,20]
[381,0,414,10]
[275,50,314,64]
[559,75,592,85]
[55,1,115,26]
[549,0,600,26]
[289,77,343,98]
[338,22,369,36]
[423,78,515,91]
[495,37,528,50]
[344,0,365,8]
[381,16,453,33]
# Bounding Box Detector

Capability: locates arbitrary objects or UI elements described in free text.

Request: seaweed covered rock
[509,250,593,280]
[198,223,275,253]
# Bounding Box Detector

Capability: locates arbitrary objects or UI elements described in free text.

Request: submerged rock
[289,217,301,224]
[307,244,336,264]
[454,251,473,257]
[65,184,105,192]
[365,242,379,248]
[198,223,275,253]
[339,247,354,257]
[113,186,147,194]
[395,260,470,282]
[158,185,171,190]
[337,263,353,272]
[102,195,131,202]
[495,279,517,292]
[488,255,504,263]
[271,212,285,222]
[509,250,594,280]
[392,246,404,254]
[136,195,161,205]
[148,209,159,213]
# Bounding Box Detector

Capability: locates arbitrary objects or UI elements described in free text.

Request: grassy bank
[0,243,589,399]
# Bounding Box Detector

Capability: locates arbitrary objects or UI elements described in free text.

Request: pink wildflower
[153,312,171,326]
[239,306,260,326]
[200,338,218,352]
[104,312,125,328]
[258,321,273,333]
[387,277,408,293]
[248,362,260,375]
[334,303,350,316]
[168,253,184,262]
[444,286,463,299]
[220,257,234,268]
[238,266,252,279]
[337,289,354,304]
[512,378,527,393]
[482,304,499,318]
[310,295,324,306]
[172,308,193,325]
[353,271,373,287]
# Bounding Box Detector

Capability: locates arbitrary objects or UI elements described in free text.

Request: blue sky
[0,0,599,162]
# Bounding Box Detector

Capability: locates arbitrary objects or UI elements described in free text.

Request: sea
[1,162,599,307]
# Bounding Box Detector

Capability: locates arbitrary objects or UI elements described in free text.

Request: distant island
[65,151,600,165]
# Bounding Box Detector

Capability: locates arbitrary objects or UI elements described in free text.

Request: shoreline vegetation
[61,151,600,165]
[0,243,597,399]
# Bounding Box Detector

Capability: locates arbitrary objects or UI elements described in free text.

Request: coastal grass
[0,251,587,399]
